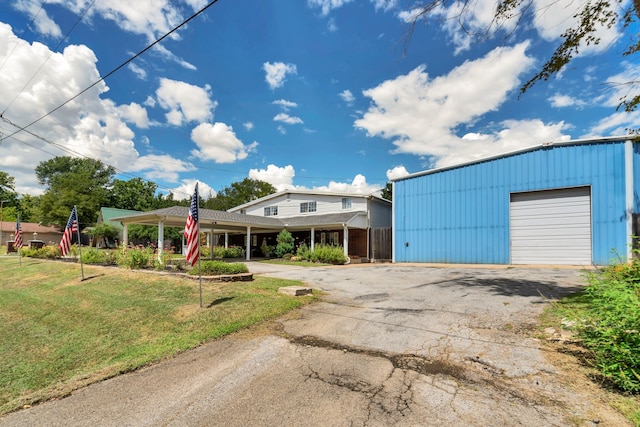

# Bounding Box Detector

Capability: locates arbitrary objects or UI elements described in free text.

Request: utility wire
[1,0,221,141]
[1,0,98,115]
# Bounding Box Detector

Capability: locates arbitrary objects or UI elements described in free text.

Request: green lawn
[0,257,313,414]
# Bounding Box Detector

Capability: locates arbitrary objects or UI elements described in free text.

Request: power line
[0,0,47,75]
[1,0,221,142]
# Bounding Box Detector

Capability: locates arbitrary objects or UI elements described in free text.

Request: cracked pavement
[0,263,631,426]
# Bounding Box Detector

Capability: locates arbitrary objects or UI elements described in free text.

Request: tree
[408,0,640,113]
[108,178,158,211]
[205,178,276,211]
[275,229,295,257]
[381,182,393,201]
[0,171,18,206]
[35,157,116,228]
[84,223,119,247]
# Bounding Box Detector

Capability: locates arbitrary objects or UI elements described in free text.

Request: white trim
[625,140,634,261]
[391,181,395,263]
[394,136,636,182]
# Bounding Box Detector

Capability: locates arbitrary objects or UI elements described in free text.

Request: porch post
[157,219,164,263]
[225,232,229,248]
[343,224,349,257]
[122,223,128,247]
[246,226,251,260]
[310,227,315,251]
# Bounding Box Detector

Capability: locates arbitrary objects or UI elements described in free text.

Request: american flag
[184,183,200,266]
[15,216,23,249]
[60,206,78,256]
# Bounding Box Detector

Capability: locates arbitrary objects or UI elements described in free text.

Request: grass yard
[0,257,313,415]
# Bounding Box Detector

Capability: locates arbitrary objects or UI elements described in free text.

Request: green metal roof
[98,208,141,230]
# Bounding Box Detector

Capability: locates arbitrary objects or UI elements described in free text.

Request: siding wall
[243,193,368,218]
[394,141,630,265]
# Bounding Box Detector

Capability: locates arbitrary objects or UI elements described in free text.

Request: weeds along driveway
[2,263,630,426]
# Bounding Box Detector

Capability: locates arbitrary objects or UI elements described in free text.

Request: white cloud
[117,102,150,128]
[132,154,196,183]
[0,23,199,193]
[156,78,216,126]
[170,179,216,201]
[190,122,258,163]
[412,0,623,55]
[339,89,355,105]
[312,174,382,194]
[277,125,287,134]
[128,63,147,80]
[307,0,354,16]
[274,113,303,125]
[327,17,338,32]
[548,94,586,108]
[354,42,571,167]
[13,0,199,69]
[249,164,296,191]
[602,62,640,108]
[587,111,640,136]
[263,62,297,89]
[371,0,397,11]
[386,166,409,180]
[243,122,254,131]
[272,99,298,110]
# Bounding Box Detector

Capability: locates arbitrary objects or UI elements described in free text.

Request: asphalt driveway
[0,263,630,426]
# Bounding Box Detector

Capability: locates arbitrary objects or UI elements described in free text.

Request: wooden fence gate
[369,227,392,261]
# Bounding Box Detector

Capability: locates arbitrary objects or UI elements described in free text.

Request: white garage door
[510,187,592,265]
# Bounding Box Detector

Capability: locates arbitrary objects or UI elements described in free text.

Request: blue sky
[0,0,638,200]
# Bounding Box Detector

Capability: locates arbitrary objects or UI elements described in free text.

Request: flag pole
[197,185,202,308]
[17,213,22,268]
[74,205,85,281]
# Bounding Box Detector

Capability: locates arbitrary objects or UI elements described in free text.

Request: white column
[122,223,128,247]
[343,224,349,257]
[310,227,315,251]
[225,232,229,248]
[246,226,251,260]
[157,219,164,263]
[625,140,634,262]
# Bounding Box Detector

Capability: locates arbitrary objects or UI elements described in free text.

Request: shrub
[117,246,157,269]
[81,248,117,265]
[21,245,62,259]
[295,243,347,265]
[207,246,244,259]
[575,263,640,393]
[276,230,294,258]
[188,260,248,276]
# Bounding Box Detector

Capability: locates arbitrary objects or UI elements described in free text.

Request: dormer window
[342,197,352,209]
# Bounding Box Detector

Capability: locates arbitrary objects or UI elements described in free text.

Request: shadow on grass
[207,297,235,308]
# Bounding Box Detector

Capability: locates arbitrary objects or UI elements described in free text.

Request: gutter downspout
[625,140,634,262]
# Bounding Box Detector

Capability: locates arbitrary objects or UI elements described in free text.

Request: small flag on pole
[60,206,78,256]
[184,183,200,266]
[15,216,23,249]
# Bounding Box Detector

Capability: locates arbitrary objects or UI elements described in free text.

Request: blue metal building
[392,136,639,265]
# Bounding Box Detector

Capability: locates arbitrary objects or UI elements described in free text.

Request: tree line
[0,156,277,232]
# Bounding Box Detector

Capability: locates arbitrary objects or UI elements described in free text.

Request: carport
[111,206,368,261]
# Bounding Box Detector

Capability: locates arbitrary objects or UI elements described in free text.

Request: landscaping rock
[278,286,312,296]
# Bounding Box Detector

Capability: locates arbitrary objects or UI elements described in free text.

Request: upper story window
[300,201,317,213]
[264,206,278,216]
[342,197,352,209]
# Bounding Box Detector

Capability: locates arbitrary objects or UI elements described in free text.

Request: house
[112,190,392,261]
[228,190,392,260]
[392,136,639,266]
[1,221,63,250]
[96,207,141,246]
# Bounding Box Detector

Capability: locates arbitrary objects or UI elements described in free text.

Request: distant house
[1,221,63,249]
[112,190,392,261]
[392,136,639,266]
[97,207,141,236]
